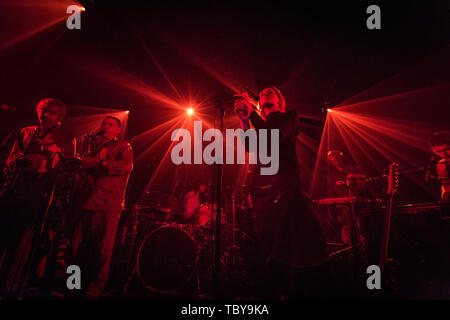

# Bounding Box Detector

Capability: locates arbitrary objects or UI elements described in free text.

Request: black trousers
[71,209,121,297]
[249,187,333,298]
[0,172,54,298]
[266,260,336,299]
[253,188,328,268]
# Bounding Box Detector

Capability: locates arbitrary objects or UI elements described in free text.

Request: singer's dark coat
[247,110,328,268]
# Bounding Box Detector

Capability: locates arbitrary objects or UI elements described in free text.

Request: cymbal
[224,184,273,193]
[124,204,169,214]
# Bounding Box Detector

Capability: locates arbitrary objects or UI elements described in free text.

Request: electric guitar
[379,162,400,288]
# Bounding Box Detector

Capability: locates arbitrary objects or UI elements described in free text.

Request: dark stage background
[1,0,449,205]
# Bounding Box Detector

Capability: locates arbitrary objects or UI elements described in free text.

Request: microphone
[233,88,259,101]
[1,105,16,112]
[243,88,259,101]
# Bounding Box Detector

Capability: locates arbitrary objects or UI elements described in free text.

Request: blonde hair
[258,85,286,119]
[267,85,285,113]
[36,98,67,120]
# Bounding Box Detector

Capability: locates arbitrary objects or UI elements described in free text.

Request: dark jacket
[246,110,327,268]
[248,110,301,190]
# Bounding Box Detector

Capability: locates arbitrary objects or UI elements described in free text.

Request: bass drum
[136,224,199,293]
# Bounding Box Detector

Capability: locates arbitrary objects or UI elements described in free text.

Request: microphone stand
[212,98,225,299]
[345,180,366,280]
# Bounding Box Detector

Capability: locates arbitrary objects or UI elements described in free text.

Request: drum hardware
[197,202,226,227]
[226,191,255,266]
[219,229,258,289]
[137,191,181,224]
[231,192,236,265]
[120,188,260,296]
[121,204,141,275]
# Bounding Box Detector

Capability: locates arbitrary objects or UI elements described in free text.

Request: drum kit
[120,189,258,295]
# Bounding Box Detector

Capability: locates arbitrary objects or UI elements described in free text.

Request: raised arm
[234,92,254,131]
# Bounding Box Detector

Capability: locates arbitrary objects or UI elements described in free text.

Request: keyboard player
[326,150,366,245]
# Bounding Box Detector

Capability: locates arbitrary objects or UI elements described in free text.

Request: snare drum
[198,203,226,227]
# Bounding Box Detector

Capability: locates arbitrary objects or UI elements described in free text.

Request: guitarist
[0,98,74,298]
[429,131,450,202]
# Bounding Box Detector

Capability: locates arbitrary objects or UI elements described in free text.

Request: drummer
[183,184,208,225]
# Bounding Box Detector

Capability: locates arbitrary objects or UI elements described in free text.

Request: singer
[70,116,133,298]
[234,86,331,298]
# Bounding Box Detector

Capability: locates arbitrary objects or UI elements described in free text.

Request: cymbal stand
[345,181,367,278]
[231,192,236,265]
[122,205,140,294]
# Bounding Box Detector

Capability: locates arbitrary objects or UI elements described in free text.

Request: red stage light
[327,108,332,113]
[187,108,194,116]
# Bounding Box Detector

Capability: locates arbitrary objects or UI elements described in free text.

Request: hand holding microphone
[233,91,253,120]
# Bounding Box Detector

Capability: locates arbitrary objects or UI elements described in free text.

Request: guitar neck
[379,194,394,270]
[379,162,399,271]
